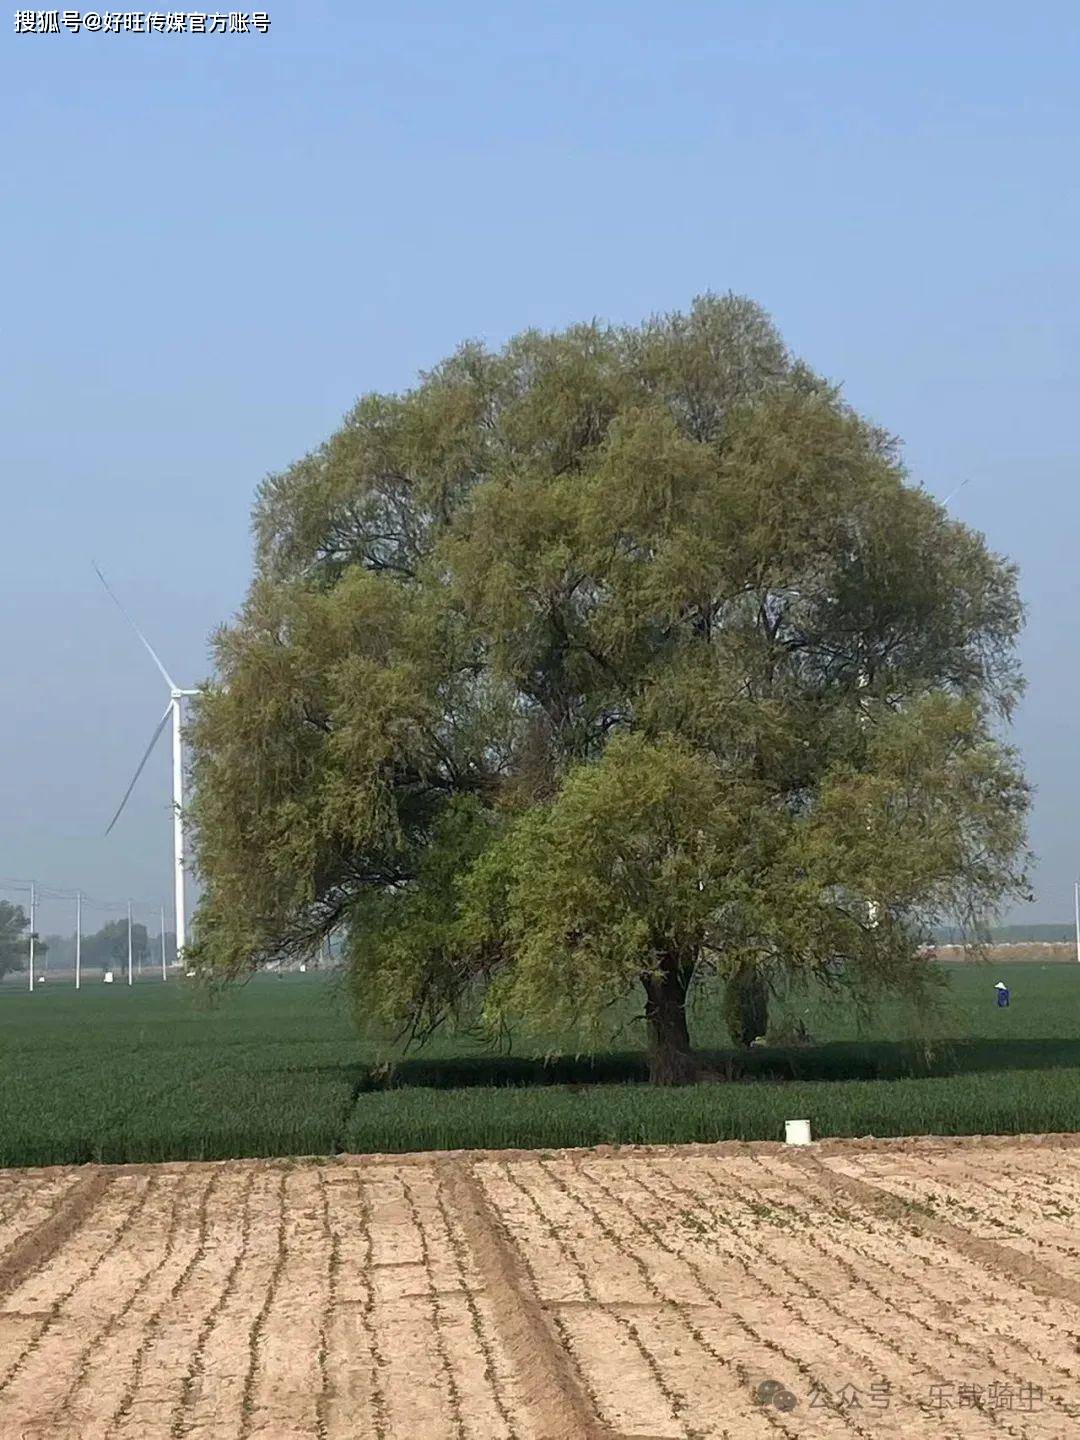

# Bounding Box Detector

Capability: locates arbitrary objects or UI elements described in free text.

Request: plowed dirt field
[0,1136,1078,1439]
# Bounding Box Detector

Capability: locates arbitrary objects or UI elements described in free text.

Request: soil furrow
[0,1169,113,1305]
[0,1172,156,1419]
[237,1167,291,1440]
[717,1152,1074,1431]
[431,1166,520,1440]
[572,1155,904,1440]
[632,1155,1001,1439]
[315,1168,337,1440]
[107,1167,224,1437]
[0,1141,1075,1438]
[803,1151,1080,1310]
[749,1152,1080,1409]
[841,1155,1080,1263]
[40,1171,191,1429]
[446,1159,608,1440]
[542,1155,796,1440]
[401,1170,467,1437]
[168,1165,260,1437]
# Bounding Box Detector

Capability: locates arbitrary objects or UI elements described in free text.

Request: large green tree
[83,920,149,973]
[0,902,30,980]
[189,295,1029,1083]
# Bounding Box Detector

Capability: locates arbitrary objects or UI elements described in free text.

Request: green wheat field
[1,962,1078,1166]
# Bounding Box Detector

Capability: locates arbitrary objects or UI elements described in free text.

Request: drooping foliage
[723,962,770,1050]
[189,294,1029,1081]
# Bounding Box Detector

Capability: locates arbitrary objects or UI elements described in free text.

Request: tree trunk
[644,960,697,1085]
[723,960,769,1049]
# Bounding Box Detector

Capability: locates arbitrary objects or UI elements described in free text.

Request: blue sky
[2,0,1077,934]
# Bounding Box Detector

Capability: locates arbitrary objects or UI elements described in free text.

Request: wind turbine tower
[95,565,198,960]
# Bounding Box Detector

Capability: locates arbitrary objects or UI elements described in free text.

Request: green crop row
[0,962,1077,1166]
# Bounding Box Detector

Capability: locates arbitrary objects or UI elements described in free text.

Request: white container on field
[785,1119,812,1145]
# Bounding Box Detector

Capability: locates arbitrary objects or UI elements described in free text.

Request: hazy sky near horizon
[2,1,1078,936]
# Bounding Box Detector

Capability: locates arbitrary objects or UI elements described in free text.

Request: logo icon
[754,1379,797,1412]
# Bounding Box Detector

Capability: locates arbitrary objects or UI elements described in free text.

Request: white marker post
[75,891,82,991]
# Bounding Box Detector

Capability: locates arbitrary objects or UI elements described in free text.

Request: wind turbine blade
[941,478,972,509]
[93,562,178,691]
[105,704,173,835]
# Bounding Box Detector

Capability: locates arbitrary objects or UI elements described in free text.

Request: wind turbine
[95,564,198,961]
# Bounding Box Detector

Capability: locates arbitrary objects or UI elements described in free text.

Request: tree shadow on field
[271,1035,1080,1092]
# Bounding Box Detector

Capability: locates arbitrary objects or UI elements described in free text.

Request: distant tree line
[31,924,177,973]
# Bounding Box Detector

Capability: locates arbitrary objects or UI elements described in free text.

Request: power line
[1,874,179,993]
[0,878,168,913]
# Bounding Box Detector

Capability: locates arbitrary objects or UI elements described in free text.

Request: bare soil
[935,942,1075,961]
[0,1136,1078,1438]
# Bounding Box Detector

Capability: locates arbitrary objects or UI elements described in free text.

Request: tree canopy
[189,294,1029,1082]
[82,920,149,973]
[0,902,30,980]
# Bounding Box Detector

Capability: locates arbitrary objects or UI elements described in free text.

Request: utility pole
[127,900,133,987]
[75,891,82,990]
[160,906,167,982]
[1074,881,1079,965]
[28,882,36,993]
